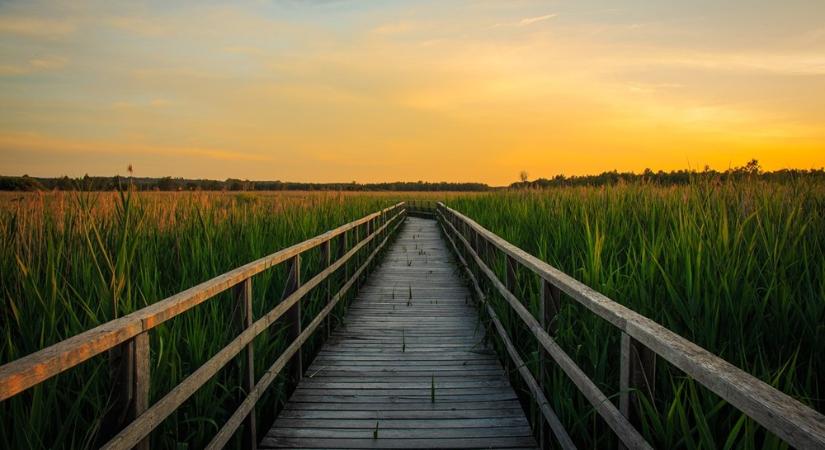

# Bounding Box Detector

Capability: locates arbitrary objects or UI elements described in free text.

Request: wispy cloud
[519,14,558,26]
[492,13,558,29]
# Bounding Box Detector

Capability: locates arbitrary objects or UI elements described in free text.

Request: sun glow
[1,1,823,184]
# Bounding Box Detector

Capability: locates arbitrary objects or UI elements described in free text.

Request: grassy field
[0,190,453,449]
[445,180,824,449]
[1,182,823,449]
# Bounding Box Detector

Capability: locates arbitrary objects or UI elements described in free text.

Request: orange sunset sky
[1,0,823,185]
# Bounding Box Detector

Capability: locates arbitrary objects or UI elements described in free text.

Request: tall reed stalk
[448,179,824,448]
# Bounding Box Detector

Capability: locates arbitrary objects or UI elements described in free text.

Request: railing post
[102,331,150,449]
[357,222,365,286]
[233,278,256,450]
[538,279,561,449]
[321,240,332,339]
[381,210,386,242]
[284,255,302,383]
[366,218,373,257]
[504,255,518,373]
[337,231,348,320]
[620,332,656,431]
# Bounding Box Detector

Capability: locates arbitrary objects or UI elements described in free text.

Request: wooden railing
[437,202,825,450]
[0,202,407,449]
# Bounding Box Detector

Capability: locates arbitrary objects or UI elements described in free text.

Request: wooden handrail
[0,202,406,449]
[440,221,577,450]
[439,208,651,449]
[437,202,825,449]
[101,207,406,449]
[0,202,404,402]
[206,214,403,449]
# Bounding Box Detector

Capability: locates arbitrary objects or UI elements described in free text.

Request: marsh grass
[447,180,825,449]
[0,190,402,448]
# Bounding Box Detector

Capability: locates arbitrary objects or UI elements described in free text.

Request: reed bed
[446,180,825,449]
[0,190,418,449]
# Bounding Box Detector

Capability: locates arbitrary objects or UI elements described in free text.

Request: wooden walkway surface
[262,216,538,449]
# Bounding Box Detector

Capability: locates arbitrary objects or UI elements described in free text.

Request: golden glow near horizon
[1,1,823,185]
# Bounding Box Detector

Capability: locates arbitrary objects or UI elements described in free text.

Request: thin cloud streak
[520,13,558,25]
[492,13,558,28]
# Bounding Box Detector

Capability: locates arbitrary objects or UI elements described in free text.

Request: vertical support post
[134,332,150,450]
[341,230,349,280]
[381,210,386,242]
[356,222,365,286]
[620,332,656,430]
[366,218,373,257]
[504,255,518,373]
[284,255,302,383]
[538,279,560,449]
[321,239,332,339]
[234,278,256,450]
[337,232,348,320]
[102,331,150,449]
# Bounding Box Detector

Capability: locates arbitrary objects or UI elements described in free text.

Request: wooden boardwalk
[262,217,538,449]
[5,203,821,449]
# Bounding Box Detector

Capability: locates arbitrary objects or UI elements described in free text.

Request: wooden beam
[99,210,405,450]
[539,279,560,449]
[284,255,303,384]
[320,240,332,339]
[133,332,150,450]
[206,212,405,450]
[100,331,150,449]
[439,210,652,450]
[0,203,405,402]
[439,217,575,450]
[439,204,825,450]
[234,278,257,450]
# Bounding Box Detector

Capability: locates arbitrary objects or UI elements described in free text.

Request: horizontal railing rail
[0,202,407,449]
[437,202,825,450]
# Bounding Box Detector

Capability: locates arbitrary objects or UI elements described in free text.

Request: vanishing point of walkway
[262,216,538,449]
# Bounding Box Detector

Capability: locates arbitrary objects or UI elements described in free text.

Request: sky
[0,0,823,185]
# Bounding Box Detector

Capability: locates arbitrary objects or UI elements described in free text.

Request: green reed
[447,179,824,449]
[0,191,394,449]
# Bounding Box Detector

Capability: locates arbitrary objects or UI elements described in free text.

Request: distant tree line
[512,160,825,188]
[3,160,823,192]
[0,174,491,192]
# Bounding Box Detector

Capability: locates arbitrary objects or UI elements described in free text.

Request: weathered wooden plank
[284,400,524,411]
[260,436,537,449]
[303,369,507,378]
[266,426,534,439]
[266,217,538,449]
[271,417,529,429]
[277,408,527,419]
